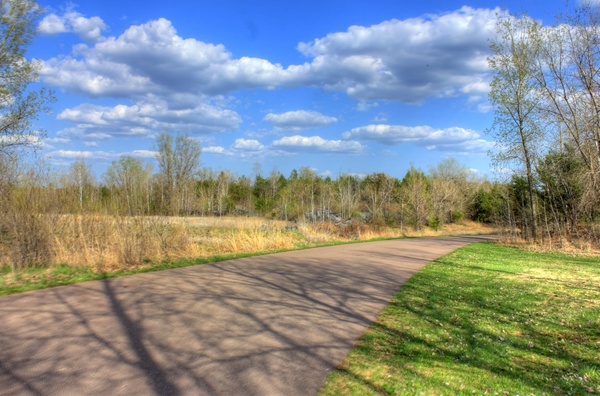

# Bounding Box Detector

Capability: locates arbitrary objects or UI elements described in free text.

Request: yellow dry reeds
[498,234,600,257]
[1,214,202,272]
[406,220,497,238]
[209,228,296,254]
[0,214,505,273]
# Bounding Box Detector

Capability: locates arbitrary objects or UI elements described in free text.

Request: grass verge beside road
[0,250,279,295]
[319,243,600,395]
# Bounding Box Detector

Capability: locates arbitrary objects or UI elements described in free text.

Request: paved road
[0,236,493,396]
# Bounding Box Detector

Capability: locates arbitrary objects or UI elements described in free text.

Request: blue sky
[29,0,571,179]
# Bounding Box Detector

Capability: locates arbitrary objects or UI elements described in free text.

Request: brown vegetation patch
[0,215,496,273]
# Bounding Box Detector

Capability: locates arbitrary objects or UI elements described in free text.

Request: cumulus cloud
[263,110,337,132]
[38,14,68,34]
[41,18,287,99]
[272,135,363,154]
[290,6,500,102]
[36,6,503,161]
[174,135,360,158]
[40,7,499,104]
[232,138,265,151]
[55,95,242,142]
[203,146,226,154]
[199,140,267,158]
[343,124,494,154]
[39,9,107,42]
[46,149,157,161]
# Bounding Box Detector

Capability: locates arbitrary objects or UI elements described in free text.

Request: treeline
[2,131,599,243]
[1,134,599,272]
[487,3,600,243]
[0,135,490,229]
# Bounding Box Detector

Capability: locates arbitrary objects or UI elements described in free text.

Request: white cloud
[38,13,68,34]
[291,6,500,103]
[46,150,96,159]
[40,8,500,104]
[232,138,265,151]
[263,110,337,132]
[199,141,266,158]
[40,18,287,99]
[203,146,226,154]
[272,135,363,154]
[35,7,501,164]
[343,124,494,154]
[39,10,107,42]
[0,134,43,148]
[46,149,158,161]
[129,150,158,159]
[55,95,241,142]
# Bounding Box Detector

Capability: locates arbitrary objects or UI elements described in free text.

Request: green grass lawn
[319,243,600,395]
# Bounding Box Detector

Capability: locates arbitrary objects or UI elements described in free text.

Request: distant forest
[2,131,596,244]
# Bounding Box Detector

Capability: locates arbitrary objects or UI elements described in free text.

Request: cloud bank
[41,7,499,103]
[343,124,494,154]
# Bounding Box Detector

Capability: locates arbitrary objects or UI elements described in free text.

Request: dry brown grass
[206,228,297,254]
[0,214,201,272]
[405,220,497,237]
[0,215,498,272]
[498,234,600,257]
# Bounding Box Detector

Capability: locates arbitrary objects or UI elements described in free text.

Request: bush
[452,211,464,223]
[9,212,54,270]
[428,215,441,231]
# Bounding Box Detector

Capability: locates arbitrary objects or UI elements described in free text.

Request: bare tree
[104,156,152,215]
[399,166,430,231]
[335,174,361,220]
[155,132,201,215]
[535,2,600,214]
[298,167,320,220]
[488,13,543,240]
[429,158,471,225]
[362,172,396,223]
[68,158,95,211]
[216,170,232,216]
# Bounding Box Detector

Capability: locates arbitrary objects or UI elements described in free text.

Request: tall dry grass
[498,234,600,257]
[0,214,500,273]
[0,214,200,272]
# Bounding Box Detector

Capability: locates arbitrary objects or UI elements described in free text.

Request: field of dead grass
[0,215,496,275]
[498,234,600,257]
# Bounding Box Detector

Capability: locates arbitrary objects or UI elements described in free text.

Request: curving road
[0,236,493,396]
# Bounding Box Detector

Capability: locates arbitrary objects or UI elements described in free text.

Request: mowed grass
[320,243,600,395]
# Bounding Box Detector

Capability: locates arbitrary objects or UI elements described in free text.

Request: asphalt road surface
[0,236,493,396]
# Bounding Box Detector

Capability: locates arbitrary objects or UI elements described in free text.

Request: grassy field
[0,216,494,295]
[319,243,600,395]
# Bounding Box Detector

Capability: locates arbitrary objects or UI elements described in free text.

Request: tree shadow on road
[0,237,486,395]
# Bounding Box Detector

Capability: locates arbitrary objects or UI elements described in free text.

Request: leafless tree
[155,132,202,215]
[487,13,544,240]
[535,2,600,214]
